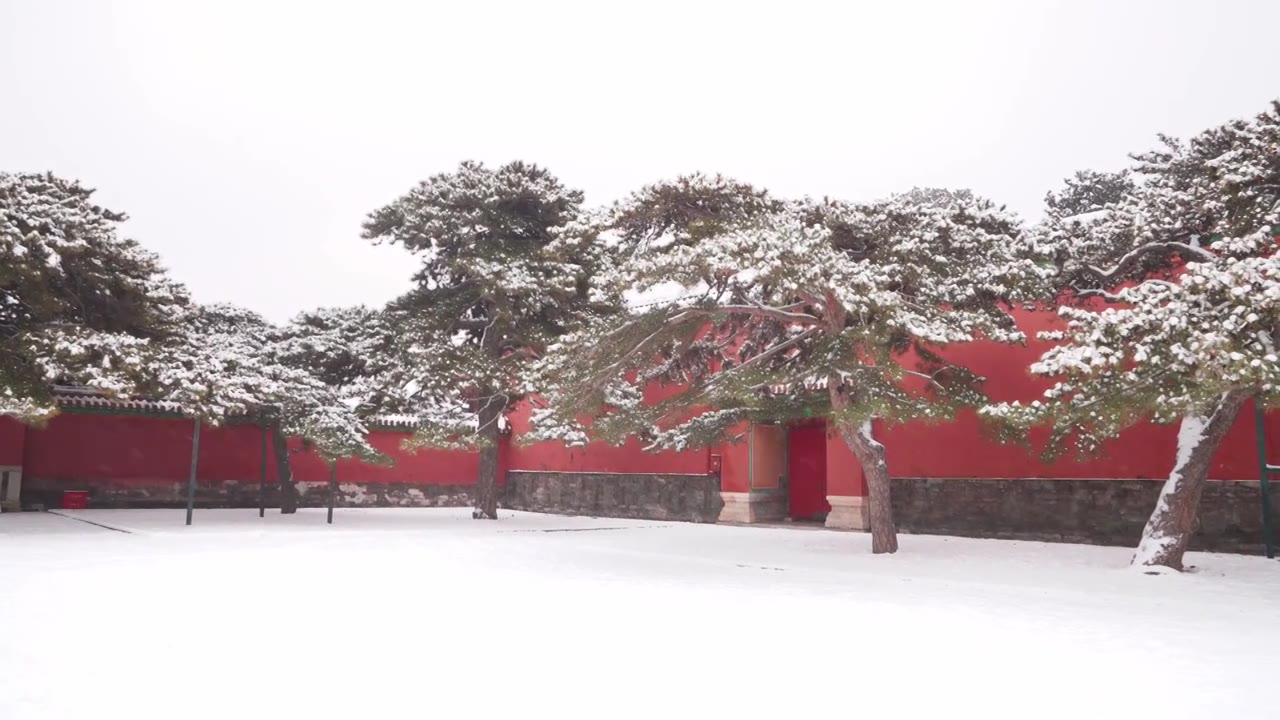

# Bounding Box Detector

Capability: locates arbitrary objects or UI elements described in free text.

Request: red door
[788,424,830,520]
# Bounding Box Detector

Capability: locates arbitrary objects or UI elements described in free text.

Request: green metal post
[258,422,267,518]
[1254,402,1275,559]
[327,460,337,524]
[185,417,201,526]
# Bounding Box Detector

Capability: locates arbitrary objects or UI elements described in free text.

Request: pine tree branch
[773,300,810,312]
[822,289,845,328]
[1071,288,1125,302]
[696,327,820,397]
[718,303,824,326]
[901,368,947,391]
[453,319,491,330]
[474,393,509,433]
[596,309,700,380]
[1049,366,1178,414]
[738,327,819,371]
[1083,239,1212,284]
[1073,277,1181,303]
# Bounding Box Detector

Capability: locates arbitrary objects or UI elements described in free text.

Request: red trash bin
[61,490,89,509]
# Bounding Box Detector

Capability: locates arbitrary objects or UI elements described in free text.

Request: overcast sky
[3,0,1278,322]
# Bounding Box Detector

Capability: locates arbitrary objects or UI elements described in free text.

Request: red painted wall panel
[0,417,25,466]
[876,308,1278,481]
[505,396,711,475]
[22,414,478,486]
[879,406,1272,481]
[825,427,866,496]
[25,414,197,486]
[310,431,479,485]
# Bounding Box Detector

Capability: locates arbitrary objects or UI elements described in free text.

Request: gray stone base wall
[503,471,723,523]
[21,477,472,510]
[892,477,1279,555]
[295,482,473,509]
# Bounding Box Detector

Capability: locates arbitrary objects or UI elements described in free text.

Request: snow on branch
[717,303,825,326]
[1082,240,1213,284]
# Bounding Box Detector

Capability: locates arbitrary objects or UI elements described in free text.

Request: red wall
[0,417,25,466]
[9,307,1275,493]
[319,431,478,485]
[20,414,477,486]
[878,406,1271,481]
[826,429,867,496]
[505,394,712,475]
[717,422,752,492]
[875,308,1277,481]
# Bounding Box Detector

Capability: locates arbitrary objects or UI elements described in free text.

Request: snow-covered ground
[2,509,1277,720]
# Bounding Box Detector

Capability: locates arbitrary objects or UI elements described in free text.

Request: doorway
[787,423,829,520]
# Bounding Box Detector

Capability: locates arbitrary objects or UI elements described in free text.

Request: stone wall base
[0,466,21,512]
[20,477,472,510]
[717,491,788,524]
[295,482,472,509]
[504,471,723,523]
[892,476,1280,555]
[825,495,870,530]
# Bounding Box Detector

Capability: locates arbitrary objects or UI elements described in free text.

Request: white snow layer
[2,508,1277,720]
[622,280,705,310]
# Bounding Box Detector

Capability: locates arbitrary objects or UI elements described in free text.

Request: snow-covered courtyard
[2,508,1277,719]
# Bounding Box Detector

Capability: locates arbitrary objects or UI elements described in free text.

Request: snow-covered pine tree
[530,176,1046,554]
[984,101,1280,571]
[361,161,609,519]
[1044,169,1136,219]
[0,172,187,420]
[149,304,381,513]
[268,305,410,511]
[274,305,403,418]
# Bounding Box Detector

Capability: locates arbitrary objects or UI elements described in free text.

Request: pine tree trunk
[1132,390,1250,571]
[270,420,299,515]
[472,401,502,520]
[836,420,898,554]
[830,384,898,554]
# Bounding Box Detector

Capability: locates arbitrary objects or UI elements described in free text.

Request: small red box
[61,490,89,510]
[708,454,722,474]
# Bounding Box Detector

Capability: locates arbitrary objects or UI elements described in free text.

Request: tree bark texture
[1132,389,1251,571]
[472,400,503,520]
[830,385,899,554]
[270,420,299,515]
